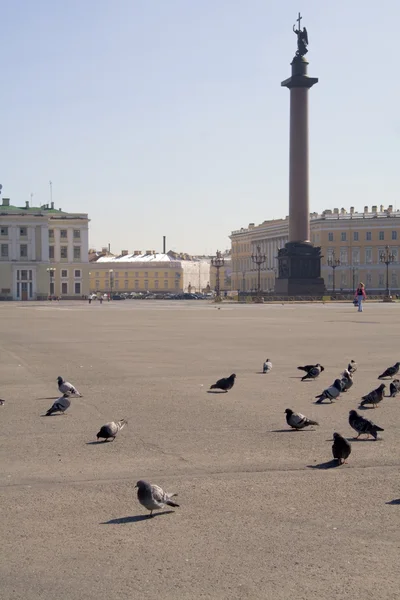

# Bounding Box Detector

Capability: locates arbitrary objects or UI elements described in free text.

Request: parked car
[112,294,125,300]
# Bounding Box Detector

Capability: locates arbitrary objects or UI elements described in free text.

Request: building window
[49,246,54,259]
[379,231,385,241]
[115,272,119,278]
[1,227,8,236]
[20,270,28,280]
[144,279,149,289]
[73,246,81,260]
[74,282,81,294]
[61,269,68,278]
[164,280,168,289]
[340,248,348,265]
[49,229,54,239]
[125,272,128,278]
[61,282,68,294]
[135,272,139,277]
[74,269,81,278]
[392,248,398,263]
[95,280,100,289]
[379,274,384,287]
[164,272,168,278]
[353,231,359,241]
[340,273,347,287]
[124,280,128,289]
[391,272,398,287]
[365,248,372,263]
[105,279,109,288]
[73,230,80,239]
[328,232,333,241]
[60,246,68,259]
[135,280,139,288]
[60,229,67,239]
[155,280,159,289]
[366,231,372,241]
[20,227,27,236]
[366,273,372,286]
[341,232,347,242]
[1,244,8,257]
[352,248,360,264]
[115,280,119,289]
[145,272,148,277]
[175,280,179,289]
[392,231,397,240]
[20,244,28,258]
[154,272,159,278]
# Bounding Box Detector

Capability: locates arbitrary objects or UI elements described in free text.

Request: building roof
[96,252,177,264]
[0,198,87,219]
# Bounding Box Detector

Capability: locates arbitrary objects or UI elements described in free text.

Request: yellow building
[230,205,400,294]
[0,196,90,300]
[89,250,211,294]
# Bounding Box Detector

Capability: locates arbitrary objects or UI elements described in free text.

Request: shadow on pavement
[386,499,400,505]
[101,511,175,524]
[307,460,340,469]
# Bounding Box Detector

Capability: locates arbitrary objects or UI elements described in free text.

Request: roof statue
[293,12,308,57]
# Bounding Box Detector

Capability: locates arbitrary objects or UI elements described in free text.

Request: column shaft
[289,87,309,243]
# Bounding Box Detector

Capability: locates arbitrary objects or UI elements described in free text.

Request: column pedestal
[275,242,325,296]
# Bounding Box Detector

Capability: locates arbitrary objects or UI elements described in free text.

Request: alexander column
[275,14,325,296]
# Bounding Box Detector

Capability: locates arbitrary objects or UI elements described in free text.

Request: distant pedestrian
[354,282,366,312]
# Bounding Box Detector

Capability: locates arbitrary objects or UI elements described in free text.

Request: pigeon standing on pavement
[0,399,5,406]
[57,376,82,397]
[332,433,352,465]
[360,384,386,408]
[301,364,324,381]
[135,480,179,517]
[45,393,71,416]
[378,362,400,380]
[389,379,400,397]
[96,419,127,442]
[340,370,353,392]
[315,379,342,403]
[263,359,272,374]
[285,409,319,430]
[209,373,236,392]
[347,360,357,374]
[348,410,384,440]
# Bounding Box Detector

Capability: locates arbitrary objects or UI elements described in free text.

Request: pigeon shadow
[37,397,60,400]
[101,511,175,524]
[270,429,314,433]
[307,460,340,470]
[347,437,381,442]
[40,413,65,417]
[207,390,228,394]
[357,404,376,411]
[86,440,112,445]
[386,499,400,505]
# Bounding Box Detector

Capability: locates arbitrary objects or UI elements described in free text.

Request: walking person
[355,282,366,312]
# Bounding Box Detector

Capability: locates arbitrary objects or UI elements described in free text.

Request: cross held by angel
[293,12,308,57]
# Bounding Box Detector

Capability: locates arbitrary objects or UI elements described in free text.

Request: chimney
[25,200,29,208]
[146,250,153,255]
[2,198,10,207]
[121,250,128,256]
[372,205,377,213]
[134,250,141,256]
[364,206,368,213]
[388,205,393,212]
[108,243,111,253]
[163,235,166,254]
[350,207,355,214]
[333,208,339,214]
[340,208,346,214]
[380,204,384,212]
[51,201,54,209]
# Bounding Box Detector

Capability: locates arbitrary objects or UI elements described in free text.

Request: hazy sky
[1,1,399,254]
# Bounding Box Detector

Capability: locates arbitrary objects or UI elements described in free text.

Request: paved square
[1,301,399,599]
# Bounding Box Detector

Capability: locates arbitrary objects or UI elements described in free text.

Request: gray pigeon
[57,376,82,397]
[315,379,342,403]
[340,370,353,392]
[285,408,319,430]
[45,393,71,416]
[135,480,179,517]
[348,410,384,440]
[360,384,386,408]
[263,359,272,374]
[378,362,400,379]
[347,360,357,374]
[332,432,351,465]
[389,379,400,397]
[96,419,127,442]
[0,399,5,406]
[301,364,324,381]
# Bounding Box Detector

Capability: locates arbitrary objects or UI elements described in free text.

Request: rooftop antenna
[49,180,53,205]
[0,184,2,196]
[30,192,34,205]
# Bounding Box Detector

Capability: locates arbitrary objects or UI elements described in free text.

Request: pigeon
[285,408,319,430]
[389,379,400,397]
[96,419,127,442]
[348,410,384,440]
[57,376,82,397]
[340,371,353,392]
[332,432,351,465]
[0,399,4,406]
[135,480,179,517]
[209,373,236,392]
[263,359,272,374]
[360,384,386,408]
[301,364,324,381]
[45,393,71,416]
[378,362,400,379]
[315,379,342,403]
[347,360,357,374]
[297,364,319,373]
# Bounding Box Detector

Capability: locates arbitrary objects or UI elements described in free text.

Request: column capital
[281,55,318,89]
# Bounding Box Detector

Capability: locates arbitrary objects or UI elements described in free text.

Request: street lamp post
[109,269,114,299]
[46,267,56,299]
[327,251,340,296]
[380,245,395,300]
[211,250,225,301]
[251,245,267,301]
[242,270,246,293]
